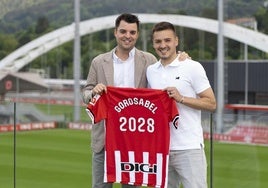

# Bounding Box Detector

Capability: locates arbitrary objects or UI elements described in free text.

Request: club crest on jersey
[89,94,100,105]
[121,162,157,174]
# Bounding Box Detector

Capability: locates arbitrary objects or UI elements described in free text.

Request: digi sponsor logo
[121,162,157,174]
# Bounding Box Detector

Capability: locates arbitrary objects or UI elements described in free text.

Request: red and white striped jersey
[86,86,179,187]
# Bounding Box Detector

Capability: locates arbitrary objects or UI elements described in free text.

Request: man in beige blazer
[82,13,157,188]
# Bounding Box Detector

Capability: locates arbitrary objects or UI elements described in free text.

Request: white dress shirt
[113,48,135,87]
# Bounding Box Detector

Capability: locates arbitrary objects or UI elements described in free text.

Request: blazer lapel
[134,50,146,87]
[102,52,114,86]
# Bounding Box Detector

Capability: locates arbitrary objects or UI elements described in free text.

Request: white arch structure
[0,13,268,72]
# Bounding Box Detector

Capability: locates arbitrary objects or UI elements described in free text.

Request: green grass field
[0,129,268,188]
[0,129,92,188]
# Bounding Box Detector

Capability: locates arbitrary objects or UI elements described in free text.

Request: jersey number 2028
[119,117,155,133]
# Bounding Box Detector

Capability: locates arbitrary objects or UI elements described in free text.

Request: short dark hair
[115,13,140,31]
[152,21,176,34]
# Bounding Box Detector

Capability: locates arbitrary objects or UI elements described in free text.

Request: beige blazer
[83,48,157,153]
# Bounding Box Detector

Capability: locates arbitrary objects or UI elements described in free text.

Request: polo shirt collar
[156,55,180,68]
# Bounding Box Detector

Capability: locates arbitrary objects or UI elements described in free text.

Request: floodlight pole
[244,44,248,104]
[216,0,224,134]
[73,0,81,122]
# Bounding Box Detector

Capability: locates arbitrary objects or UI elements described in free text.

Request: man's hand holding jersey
[83,83,107,104]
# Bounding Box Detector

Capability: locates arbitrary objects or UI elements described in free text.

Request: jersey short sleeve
[86,86,179,188]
